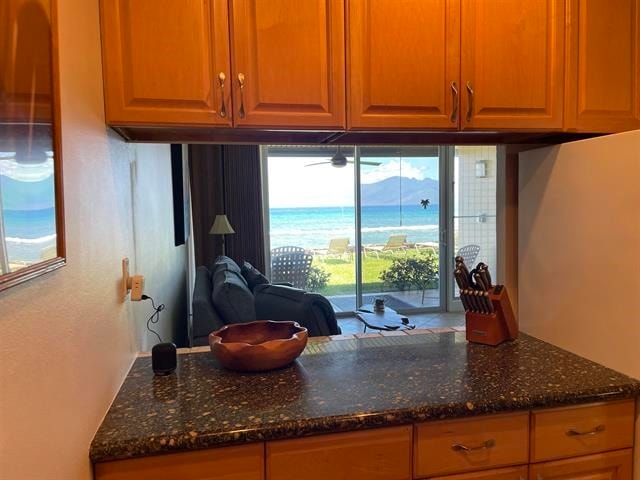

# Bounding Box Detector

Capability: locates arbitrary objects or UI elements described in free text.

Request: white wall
[518,130,640,379]
[0,0,187,478]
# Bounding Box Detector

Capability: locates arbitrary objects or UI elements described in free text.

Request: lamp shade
[209,214,235,235]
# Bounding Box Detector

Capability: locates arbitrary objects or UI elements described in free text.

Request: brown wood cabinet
[93,400,635,480]
[564,0,640,132]
[94,443,264,480]
[267,426,412,480]
[230,0,345,128]
[429,465,528,480]
[529,449,633,480]
[460,0,565,130]
[0,0,53,123]
[414,412,529,478]
[347,0,460,130]
[100,0,231,126]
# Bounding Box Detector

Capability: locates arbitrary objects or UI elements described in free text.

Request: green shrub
[379,250,439,291]
[306,265,331,291]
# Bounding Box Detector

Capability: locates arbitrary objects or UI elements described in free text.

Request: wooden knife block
[465,286,517,346]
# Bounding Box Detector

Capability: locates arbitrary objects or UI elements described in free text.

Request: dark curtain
[189,144,266,271]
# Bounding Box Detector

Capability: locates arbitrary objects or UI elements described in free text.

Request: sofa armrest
[253,284,341,336]
[192,266,225,338]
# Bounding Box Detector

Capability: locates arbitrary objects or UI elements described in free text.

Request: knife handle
[484,292,495,313]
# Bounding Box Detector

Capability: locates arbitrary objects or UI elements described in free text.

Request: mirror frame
[0,0,65,291]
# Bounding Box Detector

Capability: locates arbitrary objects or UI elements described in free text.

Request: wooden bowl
[209,320,308,372]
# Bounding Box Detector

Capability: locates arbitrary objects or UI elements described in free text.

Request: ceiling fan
[305,147,381,168]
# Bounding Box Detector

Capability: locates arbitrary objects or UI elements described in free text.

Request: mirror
[0,0,65,290]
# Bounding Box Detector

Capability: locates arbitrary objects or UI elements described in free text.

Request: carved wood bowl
[209,320,308,372]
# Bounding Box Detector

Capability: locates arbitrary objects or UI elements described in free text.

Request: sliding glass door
[262,145,496,315]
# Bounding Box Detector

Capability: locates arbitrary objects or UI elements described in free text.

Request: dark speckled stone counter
[90,333,640,463]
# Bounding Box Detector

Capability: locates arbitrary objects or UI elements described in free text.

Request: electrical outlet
[121,258,130,300]
[130,275,145,301]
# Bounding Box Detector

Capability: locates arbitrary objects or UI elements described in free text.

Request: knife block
[465,285,517,346]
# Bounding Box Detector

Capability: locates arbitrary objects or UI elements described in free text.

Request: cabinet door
[564,0,640,132]
[430,465,528,480]
[267,426,412,480]
[100,0,231,126]
[0,0,52,122]
[94,443,264,480]
[347,0,461,130]
[230,0,345,128]
[460,0,564,130]
[529,449,632,480]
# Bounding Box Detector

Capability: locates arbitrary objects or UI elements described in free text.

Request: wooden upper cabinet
[100,0,231,126]
[460,0,565,130]
[347,0,461,130]
[229,0,345,128]
[565,0,640,132]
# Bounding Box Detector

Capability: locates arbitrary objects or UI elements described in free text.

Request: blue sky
[268,155,438,208]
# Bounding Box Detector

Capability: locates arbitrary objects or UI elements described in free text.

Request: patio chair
[270,246,313,289]
[363,234,409,258]
[315,237,351,261]
[457,244,481,267]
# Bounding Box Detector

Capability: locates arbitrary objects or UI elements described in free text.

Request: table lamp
[209,214,235,256]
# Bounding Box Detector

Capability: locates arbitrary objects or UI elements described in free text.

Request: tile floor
[338,311,465,335]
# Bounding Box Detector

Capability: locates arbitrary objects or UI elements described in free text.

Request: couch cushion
[211,268,256,324]
[241,261,270,292]
[212,255,243,277]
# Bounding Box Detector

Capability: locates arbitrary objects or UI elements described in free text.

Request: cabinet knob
[450,81,459,123]
[237,73,246,119]
[465,81,474,122]
[217,72,227,118]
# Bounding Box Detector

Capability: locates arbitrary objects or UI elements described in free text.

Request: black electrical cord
[141,295,165,344]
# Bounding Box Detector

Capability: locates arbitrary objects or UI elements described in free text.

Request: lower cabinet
[428,465,528,480]
[266,426,412,480]
[93,400,635,480]
[529,449,632,480]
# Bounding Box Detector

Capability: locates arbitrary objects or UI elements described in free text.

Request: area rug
[330,293,415,313]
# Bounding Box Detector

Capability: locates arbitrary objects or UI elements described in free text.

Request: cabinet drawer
[529,449,632,480]
[94,443,264,480]
[429,465,528,480]
[530,400,635,462]
[267,426,412,480]
[414,412,529,477]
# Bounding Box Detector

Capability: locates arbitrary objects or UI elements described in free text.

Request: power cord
[141,295,165,344]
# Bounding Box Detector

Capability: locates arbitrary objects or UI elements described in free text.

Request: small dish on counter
[209,320,308,372]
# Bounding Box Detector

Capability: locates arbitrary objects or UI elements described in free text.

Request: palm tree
[420,198,430,209]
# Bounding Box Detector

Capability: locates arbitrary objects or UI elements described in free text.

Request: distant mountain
[361,176,438,207]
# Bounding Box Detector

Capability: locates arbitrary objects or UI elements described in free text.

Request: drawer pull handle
[451,438,495,452]
[566,424,605,437]
[465,81,474,122]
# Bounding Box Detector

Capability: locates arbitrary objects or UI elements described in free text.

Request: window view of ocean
[269,204,439,250]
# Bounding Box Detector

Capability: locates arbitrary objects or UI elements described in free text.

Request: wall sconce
[475,160,487,178]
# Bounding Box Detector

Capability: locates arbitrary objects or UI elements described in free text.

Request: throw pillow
[212,255,243,277]
[241,261,270,292]
[211,268,256,324]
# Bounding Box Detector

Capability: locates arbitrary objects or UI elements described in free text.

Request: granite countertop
[90,332,640,463]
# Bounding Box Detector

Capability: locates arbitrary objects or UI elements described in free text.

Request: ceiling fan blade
[344,160,382,166]
[305,161,332,167]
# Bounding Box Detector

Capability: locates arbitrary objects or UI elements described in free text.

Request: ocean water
[269,204,439,250]
[2,207,57,262]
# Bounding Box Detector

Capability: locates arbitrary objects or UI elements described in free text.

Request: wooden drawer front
[414,412,529,477]
[94,443,264,480]
[530,400,635,462]
[529,449,633,480]
[429,465,528,480]
[267,426,412,480]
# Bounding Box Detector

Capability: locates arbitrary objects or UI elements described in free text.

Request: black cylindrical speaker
[151,342,177,375]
